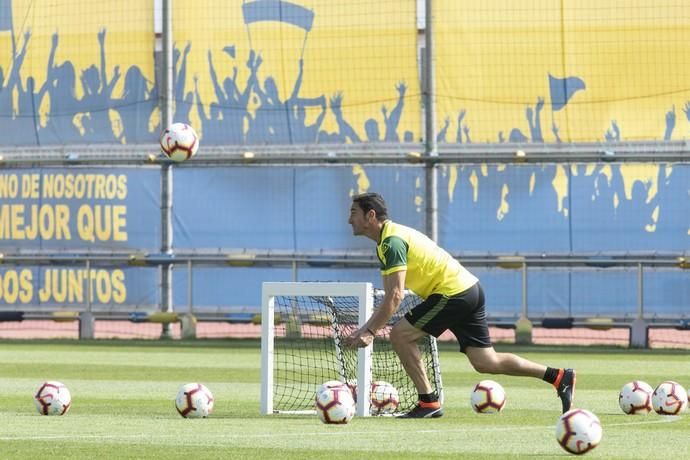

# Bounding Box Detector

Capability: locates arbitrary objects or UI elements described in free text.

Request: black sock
[543,367,559,384]
[419,393,438,403]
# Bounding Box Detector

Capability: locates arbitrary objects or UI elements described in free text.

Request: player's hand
[344,328,374,348]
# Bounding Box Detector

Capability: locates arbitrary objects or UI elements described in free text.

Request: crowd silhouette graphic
[0,1,688,148]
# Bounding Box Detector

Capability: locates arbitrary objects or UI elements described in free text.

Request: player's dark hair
[352,192,388,221]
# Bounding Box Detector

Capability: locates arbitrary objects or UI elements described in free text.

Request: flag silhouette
[0,0,12,32]
[549,73,586,111]
[223,45,236,59]
[242,0,314,32]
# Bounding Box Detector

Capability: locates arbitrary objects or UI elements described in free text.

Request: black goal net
[270,290,442,414]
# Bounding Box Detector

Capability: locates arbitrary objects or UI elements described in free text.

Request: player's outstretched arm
[344,270,406,348]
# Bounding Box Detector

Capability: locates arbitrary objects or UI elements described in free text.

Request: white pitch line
[0,434,152,441]
[604,416,681,427]
[0,416,679,442]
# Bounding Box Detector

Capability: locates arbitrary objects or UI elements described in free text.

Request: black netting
[271,292,441,414]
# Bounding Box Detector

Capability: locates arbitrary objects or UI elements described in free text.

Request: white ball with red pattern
[555,408,603,455]
[618,380,653,415]
[370,380,400,415]
[175,383,214,418]
[316,380,347,399]
[470,380,506,414]
[34,381,71,416]
[315,386,355,424]
[652,380,688,415]
[160,122,199,162]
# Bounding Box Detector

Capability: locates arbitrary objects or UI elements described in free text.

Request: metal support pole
[79,259,95,339]
[160,0,174,339]
[180,259,197,339]
[86,259,92,313]
[630,262,648,348]
[423,0,438,241]
[187,259,193,314]
[521,262,528,318]
[162,0,174,129]
[515,262,533,344]
[160,164,173,339]
[637,262,644,319]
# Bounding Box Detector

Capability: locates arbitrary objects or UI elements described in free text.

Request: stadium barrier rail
[0,252,687,347]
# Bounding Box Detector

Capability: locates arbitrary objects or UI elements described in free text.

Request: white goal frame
[261,282,373,416]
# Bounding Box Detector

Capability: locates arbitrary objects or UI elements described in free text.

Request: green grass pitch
[0,340,688,459]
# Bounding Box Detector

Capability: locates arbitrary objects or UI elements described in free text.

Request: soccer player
[344,192,575,418]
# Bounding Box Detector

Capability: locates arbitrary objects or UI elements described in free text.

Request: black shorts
[404,282,492,353]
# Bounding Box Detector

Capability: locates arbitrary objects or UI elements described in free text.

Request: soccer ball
[316,380,348,398]
[316,379,358,403]
[619,380,653,415]
[555,408,603,455]
[315,386,355,424]
[175,383,214,418]
[34,381,71,416]
[370,380,400,415]
[651,381,688,415]
[470,380,506,414]
[160,122,199,162]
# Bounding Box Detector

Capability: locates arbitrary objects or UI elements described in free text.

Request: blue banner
[439,163,690,253]
[172,165,425,251]
[0,167,161,251]
[0,265,158,308]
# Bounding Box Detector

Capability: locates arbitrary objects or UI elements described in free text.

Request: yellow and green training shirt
[376,220,478,299]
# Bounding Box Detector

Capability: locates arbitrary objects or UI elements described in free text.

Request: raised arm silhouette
[663,105,675,141]
[329,92,360,143]
[604,120,620,142]
[211,48,261,144]
[455,109,466,144]
[551,118,562,143]
[291,95,326,143]
[3,29,34,144]
[80,28,121,142]
[526,97,544,142]
[436,116,450,143]
[173,42,193,125]
[247,56,314,144]
[463,124,471,144]
[41,31,83,144]
[288,59,328,143]
[381,81,406,142]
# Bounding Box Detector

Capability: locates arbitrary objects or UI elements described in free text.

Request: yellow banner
[0,0,153,95]
[435,0,690,143]
[0,0,155,142]
[174,0,420,143]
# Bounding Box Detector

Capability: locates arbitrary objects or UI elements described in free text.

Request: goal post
[260,281,443,417]
[261,282,373,416]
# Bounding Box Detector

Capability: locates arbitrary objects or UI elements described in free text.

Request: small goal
[260,282,443,416]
